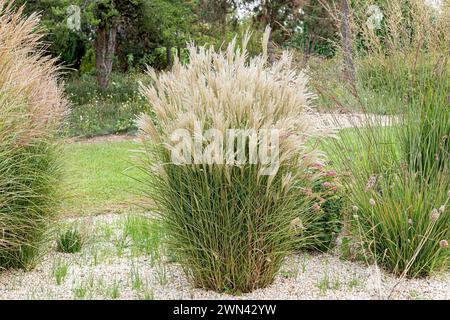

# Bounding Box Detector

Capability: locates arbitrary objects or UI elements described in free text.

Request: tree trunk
[340,0,355,84]
[95,24,117,90]
[220,0,227,44]
[166,46,172,69]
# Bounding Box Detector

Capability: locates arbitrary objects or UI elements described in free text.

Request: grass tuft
[0,0,67,270]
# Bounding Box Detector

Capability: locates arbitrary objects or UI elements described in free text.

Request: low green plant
[72,275,94,300]
[316,273,341,295]
[57,228,83,254]
[327,118,449,277]
[137,30,324,293]
[122,214,163,259]
[139,289,154,300]
[108,279,121,299]
[52,258,69,285]
[129,263,144,291]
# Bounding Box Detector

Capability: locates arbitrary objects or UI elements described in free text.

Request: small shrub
[0,1,67,269]
[299,164,344,252]
[137,29,324,293]
[57,229,83,254]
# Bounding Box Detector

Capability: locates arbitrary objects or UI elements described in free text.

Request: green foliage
[52,258,69,285]
[401,56,449,177]
[330,126,449,276]
[122,215,163,258]
[16,0,341,73]
[286,0,337,57]
[319,0,450,277]
[57,228,83,254]
[79,46,96,75]
[15,0,87,68]
[300,164,344,252]
[63,73,151,137]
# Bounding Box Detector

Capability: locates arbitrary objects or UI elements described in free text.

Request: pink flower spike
[312,162,325,170]
[326,170,337,177]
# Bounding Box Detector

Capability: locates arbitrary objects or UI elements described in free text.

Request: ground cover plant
[0,0,67,269]
[136,30,330,293]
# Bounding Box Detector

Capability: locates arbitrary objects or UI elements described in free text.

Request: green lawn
[62,139,145,216]
[59,128,387,217]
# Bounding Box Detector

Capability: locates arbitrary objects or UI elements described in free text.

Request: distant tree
[83,0,149,89]
[241,0,304,62]
[289,0,338,57]
[14,0,87,69]
[143,0,198,68]
[199,0,237,43]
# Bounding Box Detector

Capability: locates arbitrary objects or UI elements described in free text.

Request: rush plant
[323,0,449,277]
[0,1,67,269]
[137,29,324,293]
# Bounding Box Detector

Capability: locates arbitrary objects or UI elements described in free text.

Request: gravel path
[0,214,448,300]
[306,112,395,130]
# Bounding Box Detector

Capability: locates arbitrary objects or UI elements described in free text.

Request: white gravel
[0,214,448,300]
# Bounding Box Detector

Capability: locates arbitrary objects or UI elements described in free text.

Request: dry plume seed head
[365,175,377,192]
[430,208,440,222]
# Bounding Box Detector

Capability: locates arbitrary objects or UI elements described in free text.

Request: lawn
[61,139,144,216]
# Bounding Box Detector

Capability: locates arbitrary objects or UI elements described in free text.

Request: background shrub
[137,30,324,293]
[63,73,152,138]
[0,1,67,269]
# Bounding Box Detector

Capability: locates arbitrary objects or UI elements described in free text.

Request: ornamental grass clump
[0,1,67,269]
[137,29,324,293]
[323,0,449,277]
